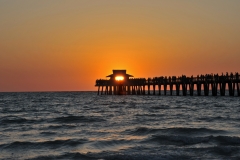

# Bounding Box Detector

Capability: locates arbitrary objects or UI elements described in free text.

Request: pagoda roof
[106,69,134,77]
[106,74,133,77]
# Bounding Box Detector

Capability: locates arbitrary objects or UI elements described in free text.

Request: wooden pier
[95,70,240,96]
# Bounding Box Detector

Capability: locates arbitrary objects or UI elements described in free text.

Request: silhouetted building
[106,70,133,85]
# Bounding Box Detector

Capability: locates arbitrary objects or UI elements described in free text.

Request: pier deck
[95,71,240,96]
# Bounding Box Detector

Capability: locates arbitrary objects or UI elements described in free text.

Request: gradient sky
[1,0,240,92]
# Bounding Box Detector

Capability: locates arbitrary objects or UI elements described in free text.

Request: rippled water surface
[0,92,240,159]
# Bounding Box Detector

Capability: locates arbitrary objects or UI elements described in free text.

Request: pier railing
[95,72,240,96]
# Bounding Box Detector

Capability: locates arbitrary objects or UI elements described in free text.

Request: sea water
[0,92,240,159]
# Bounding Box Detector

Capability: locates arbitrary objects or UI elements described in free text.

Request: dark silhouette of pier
[95,70,240,96]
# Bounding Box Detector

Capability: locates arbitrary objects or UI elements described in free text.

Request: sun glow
[115,76,124,81]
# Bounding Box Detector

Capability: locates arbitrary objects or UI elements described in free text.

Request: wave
[40,131,57,136]
[3,145,240,160]
[197,116,238,122]
[124,127,159,135]
[147,135,240,146]
[150,105,170,109]
[49,115,106,123]
[99,154,193,160]
[213,102,230,108]
[93,139,131,149]
[215,136,240,145]
[27,152,95,160]
[211,146,240,156]
[164,127,226,135]
[0,116,37,124]
[1,138,88,150]
[190,145,240,157]
[149,135,212,145]
[44,124,77,130]
[124,127,226,136]
[134,113,161,117]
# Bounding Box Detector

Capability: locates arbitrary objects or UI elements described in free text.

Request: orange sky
[1,0,240,92]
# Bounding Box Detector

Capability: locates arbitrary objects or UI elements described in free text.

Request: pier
[95,70,240,96]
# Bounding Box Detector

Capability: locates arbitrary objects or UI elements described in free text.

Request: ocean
[0,92,240,160]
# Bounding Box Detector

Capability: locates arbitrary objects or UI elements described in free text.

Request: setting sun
[115,76,124,81]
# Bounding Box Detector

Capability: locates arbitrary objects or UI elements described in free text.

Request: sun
[115,76,124,81]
